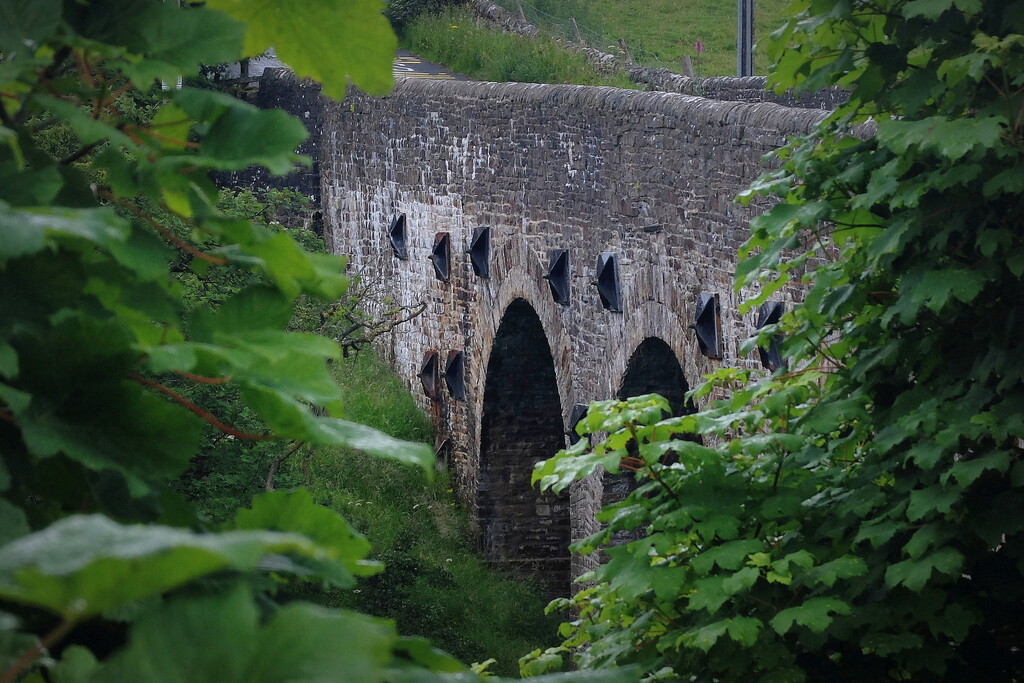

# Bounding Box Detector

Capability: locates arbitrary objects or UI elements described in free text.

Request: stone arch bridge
[254,74,829,594]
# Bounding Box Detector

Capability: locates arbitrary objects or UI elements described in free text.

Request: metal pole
[737,0,754,77]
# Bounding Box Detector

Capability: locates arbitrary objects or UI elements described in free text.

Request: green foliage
[530,0,1024,680]
[385,0,453,35]
[490,0,792,76]
[0,1,470,680]
[402,7,636,87]
[285,352,560,677]
[205,0,397,98]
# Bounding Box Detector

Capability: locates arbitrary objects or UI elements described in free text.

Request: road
[393,50,469,81]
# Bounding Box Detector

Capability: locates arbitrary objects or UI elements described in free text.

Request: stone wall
[218,69,325,204]
[316,77,826,592]
[466,0,847,110]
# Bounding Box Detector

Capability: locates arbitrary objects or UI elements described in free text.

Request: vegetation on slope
[294,354,559,675]
[491,0,793,76]
[394,0,799,85]
[402,6,635,87]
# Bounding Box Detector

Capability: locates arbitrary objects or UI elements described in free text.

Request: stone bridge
[254,74,828,594]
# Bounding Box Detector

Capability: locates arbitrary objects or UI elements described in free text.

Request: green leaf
[769,597,850,635]
[885,547,964,591]
[229,489,380,586]
[200,107,309,176]
[124,3,245,82]
[907,484,961,521]
[92,585,259,682]
[0,515,338,617]
[205,0,397,98]
[722,566,759,595]
[0,499,28,547]
[390,636,466,674]
[946,450,1010,486]
[689,576,729,614]
[48,646,99,683]
[192,285,294,338]
[239,384,433,471]
[725,616,762,647]
[0,0,60,60]
[245,602,395,682]
[876,116,1006,162]
[809,556,868,587]
[18,387,202,497]
[691,540,763,574]
[89,585,401,682]
[686,621,727,652]
[903,0,955,19]
[0,201,128,260]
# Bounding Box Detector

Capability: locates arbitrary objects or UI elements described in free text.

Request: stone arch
[477,298,570,594]
[616,337,691,416]
[604,337,695,530]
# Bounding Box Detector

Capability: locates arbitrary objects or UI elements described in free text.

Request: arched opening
[616,337,690,416]
[478,299,569,595]
[605,338,694,540]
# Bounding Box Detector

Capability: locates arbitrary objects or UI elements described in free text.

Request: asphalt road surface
[393,50,469,81]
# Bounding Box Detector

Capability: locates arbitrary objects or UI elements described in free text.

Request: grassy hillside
[490,0,794,76]
[403,7,636,86]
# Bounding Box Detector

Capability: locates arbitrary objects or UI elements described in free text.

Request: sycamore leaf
[689,576,729,614]
[0,201,128,260]
[769,597,850,635]
[87,586,396,683]
[229,489,380,585]
[902,0,955,19]
[686,621,727,652]
[885,547,964,591]
[204,0,397,99]
[0,499,29,546]
[0,515,338,618]
[876,116,1006,162]
[0,0,60,61]
[691,540,763,575]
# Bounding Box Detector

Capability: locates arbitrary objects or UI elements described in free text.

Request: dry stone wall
[313,77,826,593]
[466,0,847,109]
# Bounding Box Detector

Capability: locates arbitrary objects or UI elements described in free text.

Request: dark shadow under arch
[616,337,691,416]
[605,338,695,539]
[478,299,570,595]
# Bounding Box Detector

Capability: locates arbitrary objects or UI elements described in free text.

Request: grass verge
[489,0,793,76]
[402,7,635,87]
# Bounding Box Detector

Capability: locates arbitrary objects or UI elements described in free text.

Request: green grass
[402,7,636,87]
[284,352,560,676]
[490,0,794,76]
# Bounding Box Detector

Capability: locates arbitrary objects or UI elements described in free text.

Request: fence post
[681,55,694,77]
[516,1,527,23]
[617,38,634,64]
[569,17,583,43]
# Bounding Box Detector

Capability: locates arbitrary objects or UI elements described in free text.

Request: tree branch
[129,373,272,441]
[0,617,77,683]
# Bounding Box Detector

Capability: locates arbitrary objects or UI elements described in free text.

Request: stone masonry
[314,77,828,595]
[254,72,829,595]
